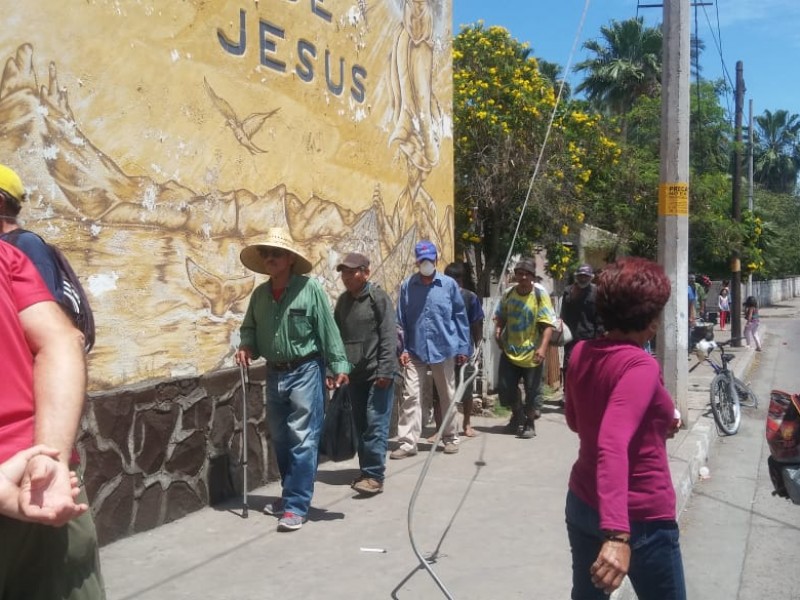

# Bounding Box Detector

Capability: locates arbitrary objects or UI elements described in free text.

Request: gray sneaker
[443,441,459,454]
[390,447,418,460]
[263,499,284,516]
[352,477,384,496]
[519,423,536,439]
[277,512,306,532]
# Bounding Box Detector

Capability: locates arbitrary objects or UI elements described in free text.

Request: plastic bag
[550,319,573,347]
[320,384,359,462]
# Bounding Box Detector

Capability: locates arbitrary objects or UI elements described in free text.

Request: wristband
[604,535,629,544]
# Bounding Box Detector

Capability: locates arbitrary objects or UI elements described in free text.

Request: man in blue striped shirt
[392,241,470,458]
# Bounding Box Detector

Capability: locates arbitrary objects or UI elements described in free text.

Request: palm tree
[754,109,800,194]
[574,17,663,121]
[538,59,571,99]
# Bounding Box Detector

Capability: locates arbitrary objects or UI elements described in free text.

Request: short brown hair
[596,257,671,333]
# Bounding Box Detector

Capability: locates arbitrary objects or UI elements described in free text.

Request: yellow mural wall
[0,0,453,389]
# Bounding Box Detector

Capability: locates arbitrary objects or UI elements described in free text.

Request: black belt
[268,352,322,372]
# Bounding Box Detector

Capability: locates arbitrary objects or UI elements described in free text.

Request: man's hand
[0,445,60,484]
[328,373,349,389]
[374,377,392,389]
[235,347,253,366]
[494,329,503,347]
[455,354,468,366]
[399,351,411,367]
[19,455,88,526]
[533,347,547,365]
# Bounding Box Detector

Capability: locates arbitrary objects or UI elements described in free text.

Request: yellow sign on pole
[658,183,689,216]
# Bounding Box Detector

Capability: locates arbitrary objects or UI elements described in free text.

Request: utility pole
[657,0,691,422]
[747,98,754,298]
[730,61,745,347]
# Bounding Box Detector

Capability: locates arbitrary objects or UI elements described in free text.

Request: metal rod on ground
[238,362,249,519]
[407,348,482,600]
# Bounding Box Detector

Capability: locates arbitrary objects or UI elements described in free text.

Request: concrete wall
[79,366,273,546]
[0,0,453,545]
[0,0,454,390]
[705,277,800,315]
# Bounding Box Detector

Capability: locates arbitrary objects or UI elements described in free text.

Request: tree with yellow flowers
[454,23,620,293]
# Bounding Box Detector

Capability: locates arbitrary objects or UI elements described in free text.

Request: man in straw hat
[237,227,350,532]
[0,164,61,298]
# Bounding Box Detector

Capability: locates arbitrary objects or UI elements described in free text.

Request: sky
[452,0,800,122]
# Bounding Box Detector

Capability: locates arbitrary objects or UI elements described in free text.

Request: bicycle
[692,338,759,435]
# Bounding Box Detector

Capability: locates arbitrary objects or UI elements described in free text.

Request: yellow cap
[0,164,25,202]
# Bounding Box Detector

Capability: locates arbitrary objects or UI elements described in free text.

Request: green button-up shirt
[240,274,350,374]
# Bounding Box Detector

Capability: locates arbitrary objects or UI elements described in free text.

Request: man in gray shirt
[334,252,398,495]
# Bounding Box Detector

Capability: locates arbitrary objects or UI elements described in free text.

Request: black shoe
[505,419,521,435]
[519,422,536,439]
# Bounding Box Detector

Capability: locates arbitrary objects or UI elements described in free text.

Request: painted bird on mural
[185,257,255,317]
[203,77,280,155]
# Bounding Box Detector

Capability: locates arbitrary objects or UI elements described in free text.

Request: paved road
[680,306,800,600]
[99,298,800,600]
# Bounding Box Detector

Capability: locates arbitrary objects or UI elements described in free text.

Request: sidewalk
[99,302,793,600]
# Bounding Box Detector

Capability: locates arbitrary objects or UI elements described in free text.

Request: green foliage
[574,17,662,118]
[454,18,800,286]
[754,109,800,194]
[454,23,619,290]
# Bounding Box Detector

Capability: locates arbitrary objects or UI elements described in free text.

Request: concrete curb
[613,334,760,600]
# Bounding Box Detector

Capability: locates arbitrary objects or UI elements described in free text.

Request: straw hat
[240,227,313,275]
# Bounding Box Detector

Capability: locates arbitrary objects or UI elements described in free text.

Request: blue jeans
[565,490,686,600]
[349,379,394,482]
[497,353,544,424]
[266,358,325,517]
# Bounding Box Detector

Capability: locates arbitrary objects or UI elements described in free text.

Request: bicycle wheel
[710,373,741,435]
[733,377,759,408]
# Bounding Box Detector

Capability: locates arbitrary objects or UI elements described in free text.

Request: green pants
[0,487,105,600]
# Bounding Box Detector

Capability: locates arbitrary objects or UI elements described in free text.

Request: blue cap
[415,240,437,262]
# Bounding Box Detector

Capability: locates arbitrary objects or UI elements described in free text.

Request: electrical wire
[700,2,734,118]
[402,4,593,597]
[498,0,592,283]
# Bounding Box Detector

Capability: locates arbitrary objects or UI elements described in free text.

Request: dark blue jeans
[349,379,394,482]
[266,358,325,517]
[497,353,544,423]
[565,490,686,600]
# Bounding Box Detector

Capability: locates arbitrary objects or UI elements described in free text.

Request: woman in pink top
[564,257,685,599]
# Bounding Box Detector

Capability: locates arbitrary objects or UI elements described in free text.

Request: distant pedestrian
[565,257,685,599]
[493,257,556,439]
[237,228,350,532]
[392,241,470,458]
[444,261,484,437]
[717,287,730,331]
[560,264,603,389]
[334,252,398,496]
[743,295,762,351]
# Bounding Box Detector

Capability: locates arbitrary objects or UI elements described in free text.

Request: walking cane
[238,361,249,519]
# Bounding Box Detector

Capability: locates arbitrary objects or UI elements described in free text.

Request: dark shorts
[0,486,105,600]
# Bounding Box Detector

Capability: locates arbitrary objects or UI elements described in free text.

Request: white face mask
[418,260,435,277]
